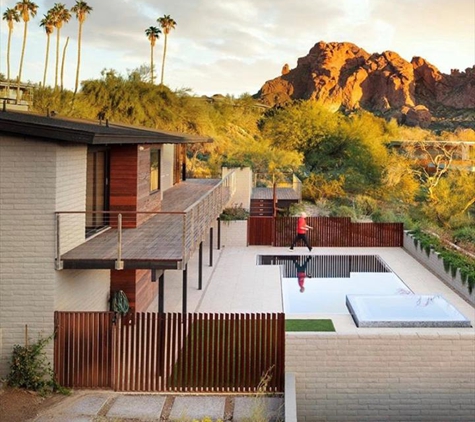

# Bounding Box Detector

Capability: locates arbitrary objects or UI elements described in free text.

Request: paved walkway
[34,392,284,421]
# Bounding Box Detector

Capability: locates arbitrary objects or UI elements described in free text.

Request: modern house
[0,110,236,378]
[0,81,33,111]
[390,139,475,172]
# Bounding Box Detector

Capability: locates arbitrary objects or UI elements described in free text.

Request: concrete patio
[150,244,475,332]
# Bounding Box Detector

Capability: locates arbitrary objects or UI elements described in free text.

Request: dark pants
[290,233,312,250]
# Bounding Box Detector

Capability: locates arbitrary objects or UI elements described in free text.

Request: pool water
[258,254,471,326]
[258,254,410,315]
[282,272,411,314]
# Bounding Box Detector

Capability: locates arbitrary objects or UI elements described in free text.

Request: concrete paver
[106,395,167,419]
[169,396,226,421]
[233,396,284,421]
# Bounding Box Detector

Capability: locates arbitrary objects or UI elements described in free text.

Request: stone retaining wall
[286,332,475,422]
[403,231,474,306]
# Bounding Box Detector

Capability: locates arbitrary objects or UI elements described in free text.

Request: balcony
[56,172,236,271]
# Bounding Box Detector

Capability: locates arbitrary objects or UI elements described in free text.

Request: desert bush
[453,226,475,245]
[329,205,356,220]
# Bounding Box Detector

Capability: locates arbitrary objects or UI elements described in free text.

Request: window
[150,149,161,192]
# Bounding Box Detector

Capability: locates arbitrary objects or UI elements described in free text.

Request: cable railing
[55,171,236,270]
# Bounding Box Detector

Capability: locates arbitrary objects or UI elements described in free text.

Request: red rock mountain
[257,41,475,128]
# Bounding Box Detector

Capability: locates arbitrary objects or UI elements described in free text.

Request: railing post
[55,213,63,270]
[115,213,124,270]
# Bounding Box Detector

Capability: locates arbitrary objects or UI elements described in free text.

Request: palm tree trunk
[16,21,28,103]
[74,22,83,95]
[43,34,51,87]
[55,28,60,89]
[151,43,154,84]
[7,29,12,97]
[160,34,168,85]
[61,36,69,91]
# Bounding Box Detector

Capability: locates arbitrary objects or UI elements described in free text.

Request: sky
[1,0,474,97]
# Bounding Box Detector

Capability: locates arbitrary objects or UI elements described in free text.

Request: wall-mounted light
[139,146,145,151]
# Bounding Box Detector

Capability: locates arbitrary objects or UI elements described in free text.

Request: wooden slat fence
[248,216,275,245]
[54,312,115,388]
[54,311,285,393]
[250,217,403,247]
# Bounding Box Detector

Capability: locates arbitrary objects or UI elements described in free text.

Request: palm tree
[157,14,177,85]
[60,36,70,91]
[2,8,20,96]
[145,26,161,84]
[51,3,71,90]
[14,0,38,102]
[71,1,93,95]
[40,12,55,87]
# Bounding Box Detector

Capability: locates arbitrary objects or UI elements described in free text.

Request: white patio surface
[148,245,475,334]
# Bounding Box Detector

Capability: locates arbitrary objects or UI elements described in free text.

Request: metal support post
[182,264,188,314]
[209,227,213,267]
[159,273,164,314]
[198,241,203,290]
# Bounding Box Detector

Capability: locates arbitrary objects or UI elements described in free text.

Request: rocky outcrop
[257,41,475,127]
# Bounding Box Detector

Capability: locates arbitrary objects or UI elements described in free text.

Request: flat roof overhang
[0,111,213,145]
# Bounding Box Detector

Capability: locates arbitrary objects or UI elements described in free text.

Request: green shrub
[410,229,475,294]
[6,333,67,395]
[220,204,249,221]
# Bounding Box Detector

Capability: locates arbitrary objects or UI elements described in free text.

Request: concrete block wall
[0,137,58,377]
[0,138,112,378]
[403,231,474,306]
[286,333,475,422]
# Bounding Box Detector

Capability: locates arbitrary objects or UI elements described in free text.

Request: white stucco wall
[221,220,248,247]
[161,144,175,192]
[222,167,252,210]
[54,144,110,312]
[0,137,110,379]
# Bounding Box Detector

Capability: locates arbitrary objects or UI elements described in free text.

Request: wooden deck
[251,187,300,201]
[60,179,223,270]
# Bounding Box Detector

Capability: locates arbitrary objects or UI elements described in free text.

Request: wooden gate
[54,311,285,393]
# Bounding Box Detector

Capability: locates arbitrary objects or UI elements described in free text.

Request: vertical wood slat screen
[54,312,285,393]
[251,217,403,247]
[54,312,114,388]
[248,217,275,245]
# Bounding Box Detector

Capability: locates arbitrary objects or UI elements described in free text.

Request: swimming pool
[258,254,411,314]
[257,254,472,327]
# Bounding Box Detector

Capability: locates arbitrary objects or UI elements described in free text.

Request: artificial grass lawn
[285,319,335,332]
